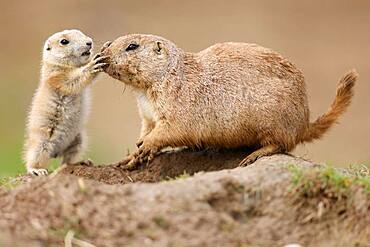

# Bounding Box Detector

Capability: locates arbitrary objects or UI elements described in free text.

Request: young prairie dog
[24,29,107,176]
[101,34,357,170]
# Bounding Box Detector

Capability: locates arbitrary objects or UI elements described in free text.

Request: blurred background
[0,0,369,176]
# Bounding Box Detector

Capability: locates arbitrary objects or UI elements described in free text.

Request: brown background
[0,0,369,174]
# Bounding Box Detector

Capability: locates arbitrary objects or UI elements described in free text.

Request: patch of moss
[152,216,170,230]
[287,164,370,197]
[47,217,87,241]
[165,170,191,181]
[356,177,370,194]
[175,170,191,180]
[142,228,159,240]
[219,215,235,232]
[0,176,21,190]
[48,223,82,239]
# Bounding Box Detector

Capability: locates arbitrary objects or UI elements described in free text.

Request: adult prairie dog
[101,34,357,169]
[24,29,107,175]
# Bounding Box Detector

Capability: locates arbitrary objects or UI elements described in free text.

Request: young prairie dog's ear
[154,41,164,55]
[45,42,51,51]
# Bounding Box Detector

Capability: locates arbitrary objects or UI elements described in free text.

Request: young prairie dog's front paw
[100,41,112,53]
[28,168,48,176]
[84,54,109,74]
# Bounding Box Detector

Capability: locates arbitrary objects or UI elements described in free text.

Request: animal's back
[170,42,309,149]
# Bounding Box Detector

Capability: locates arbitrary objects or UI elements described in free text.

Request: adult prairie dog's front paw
[71,159,94,166]
[121,144,159,171]
[85,54,109,74]
[28,168,48,176]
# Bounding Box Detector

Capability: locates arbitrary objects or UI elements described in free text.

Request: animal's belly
[44,101,84,153]
[136,92,157,122]
[173,114,259,149]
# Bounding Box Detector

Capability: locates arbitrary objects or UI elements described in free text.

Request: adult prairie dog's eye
[126,43,139,51]
[60,39,69,45]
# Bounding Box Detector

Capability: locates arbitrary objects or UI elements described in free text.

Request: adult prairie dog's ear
[154,41,163,54]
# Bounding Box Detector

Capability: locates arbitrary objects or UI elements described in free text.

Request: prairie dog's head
[43,29,93,67]
[102,34,180,89]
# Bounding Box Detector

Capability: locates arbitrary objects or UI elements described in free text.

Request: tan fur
[24,29,107,175]
[302,71,358,142]
[101,34,357,169]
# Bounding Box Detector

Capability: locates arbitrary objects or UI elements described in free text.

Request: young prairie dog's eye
[60,39,69,45]
[126,43,139,51]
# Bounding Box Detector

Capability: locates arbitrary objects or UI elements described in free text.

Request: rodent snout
[81,47,92,57]
[81,42,93,57]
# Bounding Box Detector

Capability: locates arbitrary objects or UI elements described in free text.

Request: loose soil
[0,149,369,247]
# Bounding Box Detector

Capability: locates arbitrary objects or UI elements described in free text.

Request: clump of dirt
[0,150,369,247]
[60,148,251,184]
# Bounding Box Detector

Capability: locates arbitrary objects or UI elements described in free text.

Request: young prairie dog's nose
[86,41,92,47]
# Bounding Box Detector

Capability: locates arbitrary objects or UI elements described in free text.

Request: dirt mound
[0,150,369,247]
[61,148,251,184]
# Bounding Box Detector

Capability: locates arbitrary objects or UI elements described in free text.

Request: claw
[147,153,155,162]
[91,62,108,73]
[92,53,101,60]
[93,56,109,64]
[116,155,133,167]
[136,139,144,148]
[120,152,146,171]
[239,156,257,167]
[29,168,48,176]
[91,68,103,73]
[74,159,94,166]
[122,159,141,171]
[101,41,112,52]
[93,62,108,69]
[117,144,159,171]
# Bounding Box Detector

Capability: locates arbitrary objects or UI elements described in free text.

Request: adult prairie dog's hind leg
[239,144,282,166]
[61,133,91,166]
